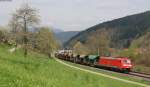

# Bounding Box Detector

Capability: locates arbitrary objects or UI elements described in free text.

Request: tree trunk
[23,19,28,57]
[48,53,51,58]
[24,47,27,57]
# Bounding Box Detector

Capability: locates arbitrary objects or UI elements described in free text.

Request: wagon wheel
[89,60,93,66]
[73,57,76,63]
[93,60,97,66]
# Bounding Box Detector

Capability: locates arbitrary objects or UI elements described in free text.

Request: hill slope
[65,11,150,49]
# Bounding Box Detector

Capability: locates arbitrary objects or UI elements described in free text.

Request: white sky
[0,0,150,31]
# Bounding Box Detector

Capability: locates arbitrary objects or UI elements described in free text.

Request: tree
[36,27,59,58]
[130,32,150,66]
[73,41,89,55]
[8,15,23,47]
[0,29,5,43]
[10,4,40,57]
[0,27,9,44]
[85,29,110,55]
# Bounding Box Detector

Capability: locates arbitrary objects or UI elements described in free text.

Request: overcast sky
[0,0,150,31]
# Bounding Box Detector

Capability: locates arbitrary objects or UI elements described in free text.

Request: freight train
[55,50,133,73]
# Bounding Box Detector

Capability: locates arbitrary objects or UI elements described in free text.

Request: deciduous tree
[36,27,59,58]
[10,4,40,57]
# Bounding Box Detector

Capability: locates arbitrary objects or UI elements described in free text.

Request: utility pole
[97,48,100,55]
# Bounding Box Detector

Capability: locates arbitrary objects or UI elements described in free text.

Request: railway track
[129,72,150,80]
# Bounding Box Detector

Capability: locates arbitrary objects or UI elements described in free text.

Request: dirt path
[54,58,149,87]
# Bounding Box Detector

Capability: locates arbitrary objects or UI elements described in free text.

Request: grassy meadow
[0,44,147,87]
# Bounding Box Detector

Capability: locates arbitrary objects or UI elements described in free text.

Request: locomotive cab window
[122,60,131,64]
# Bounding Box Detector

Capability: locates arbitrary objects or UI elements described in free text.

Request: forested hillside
[65,11,150,50]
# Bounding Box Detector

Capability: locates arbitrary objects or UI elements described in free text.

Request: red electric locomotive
[98,56,132,72]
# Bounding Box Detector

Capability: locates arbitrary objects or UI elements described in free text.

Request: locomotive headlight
[123,64,132,67]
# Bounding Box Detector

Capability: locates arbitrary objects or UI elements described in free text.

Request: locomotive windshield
[123,60,131,64]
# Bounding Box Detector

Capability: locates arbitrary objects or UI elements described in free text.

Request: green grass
[0,44,147,87]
